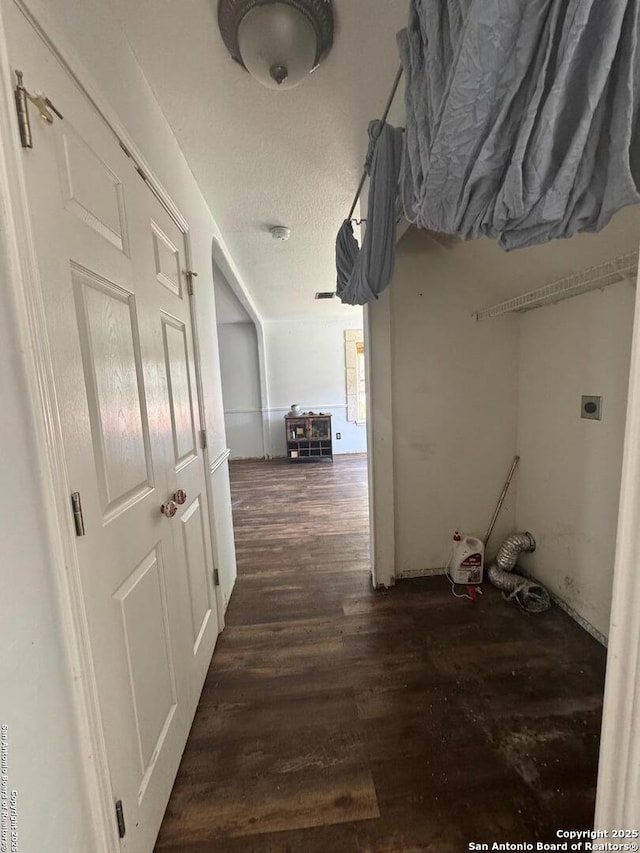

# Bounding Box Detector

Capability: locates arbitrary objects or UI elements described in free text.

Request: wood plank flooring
[155,455,607,852]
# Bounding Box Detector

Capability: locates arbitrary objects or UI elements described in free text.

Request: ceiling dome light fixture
[218,0,334,90]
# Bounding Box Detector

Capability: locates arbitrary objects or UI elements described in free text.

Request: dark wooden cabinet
[285,414,333,462]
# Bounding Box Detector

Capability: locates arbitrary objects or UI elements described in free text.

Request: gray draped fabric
[336,120,404,305]
[398,0,640,249]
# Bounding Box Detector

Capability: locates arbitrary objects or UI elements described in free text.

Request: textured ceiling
[108,0,410,319]
[108,0,639,321]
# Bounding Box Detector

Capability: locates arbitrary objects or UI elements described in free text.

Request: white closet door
[127,184,220,704]
[5,3,219,850]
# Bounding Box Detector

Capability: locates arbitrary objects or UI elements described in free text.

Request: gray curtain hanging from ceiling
[336,120,403,306]
[398,0,640,250]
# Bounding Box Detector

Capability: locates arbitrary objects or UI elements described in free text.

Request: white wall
[264,315,368,457]
[516,282,635,639]
[0,262,94,851]
[0,0,238,849]
[212,262,367,461]
[377,229,519,578]
[218,323,264,458]
[214,264,264,459]
[213,261,254,325]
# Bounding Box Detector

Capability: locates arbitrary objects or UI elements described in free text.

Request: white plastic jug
[450,531,484,585]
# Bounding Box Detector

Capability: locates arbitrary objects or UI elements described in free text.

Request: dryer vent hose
[487,532,550,614]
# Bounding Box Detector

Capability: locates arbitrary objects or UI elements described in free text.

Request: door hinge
[214,568,220,587]
[186,270,198,296]
[200,428,207,450]
[71,491,85,537]
[119,141,153,187]
[115,800,126,839]
[14,69,63,149]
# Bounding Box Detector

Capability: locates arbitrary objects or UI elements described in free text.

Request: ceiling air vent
[315,291,336,300]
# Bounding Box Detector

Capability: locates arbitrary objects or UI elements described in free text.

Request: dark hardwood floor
[155,455,606,852]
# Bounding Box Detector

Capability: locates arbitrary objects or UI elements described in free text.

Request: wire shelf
[472,251,639,321]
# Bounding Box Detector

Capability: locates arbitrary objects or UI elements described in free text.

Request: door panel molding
[209,447,231,476]
[114,545,179,800]
[114,550,175,753]
[72,262,156,519]
[57,121,130,255]
[179,495,214,655]
[151,220,183,298]
[161,311,198,469]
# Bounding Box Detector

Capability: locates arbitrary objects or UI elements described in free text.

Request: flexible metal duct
[495,532,536,571]
[488,532,550,613]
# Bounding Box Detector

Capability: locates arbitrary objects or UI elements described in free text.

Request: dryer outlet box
[581,395,602,420]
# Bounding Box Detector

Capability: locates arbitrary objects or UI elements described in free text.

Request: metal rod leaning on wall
[346,65,404,222]
[484,456,520,547]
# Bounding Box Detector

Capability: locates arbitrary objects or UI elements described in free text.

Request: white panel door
[129,189,220,701]
[5,4,219,850]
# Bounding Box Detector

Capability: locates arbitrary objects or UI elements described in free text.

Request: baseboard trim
[517,568,608,647]
[546,590,608,647]
[396,567,447,579]
[228,455,266,462]
[270,450,367,460]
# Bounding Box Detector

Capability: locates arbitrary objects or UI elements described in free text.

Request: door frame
[364,297,395,589]
[0,1,221,847]
[595,264,640,828]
